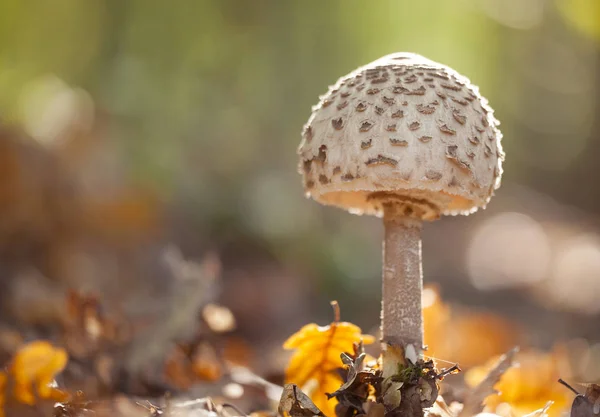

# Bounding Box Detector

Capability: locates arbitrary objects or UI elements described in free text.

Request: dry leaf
[331,352,367,396]
[279,384,325,417]
[10,340,69,405]
[283,318,374,417]
[327,345,380,416]
[465,349,569,417]
[460,347,518,417]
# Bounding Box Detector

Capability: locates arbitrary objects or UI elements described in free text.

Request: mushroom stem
[381,206,423,351]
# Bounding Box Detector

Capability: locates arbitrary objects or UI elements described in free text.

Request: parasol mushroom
[297,52,504,366]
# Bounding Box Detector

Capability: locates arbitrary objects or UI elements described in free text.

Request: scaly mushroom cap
[298,53,504,220]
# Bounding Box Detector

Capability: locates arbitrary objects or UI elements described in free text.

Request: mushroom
[297,53,504,362]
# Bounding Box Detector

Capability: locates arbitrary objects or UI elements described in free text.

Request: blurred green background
[0,0,599,370]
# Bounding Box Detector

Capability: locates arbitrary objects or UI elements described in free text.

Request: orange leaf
[465,350,570,417]
[10,341,69,405]
[283,320,374,416]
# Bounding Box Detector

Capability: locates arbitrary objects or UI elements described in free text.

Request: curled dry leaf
[460,347,518,417]
[332,352,367,395]
[279,384,325,417]
[465,349,569,417]
[328,343,380,416]
[283,317,374,417]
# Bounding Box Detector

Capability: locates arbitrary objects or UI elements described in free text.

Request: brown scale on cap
[416,104,436,115]
[361,139,373,149]
[389,138,408,147]
[297,52,503,220]
[408,121,421,131]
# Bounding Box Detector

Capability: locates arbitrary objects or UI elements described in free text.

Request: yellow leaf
[465,350,569,417]
[283,321,374,417]
[10,340,69,405]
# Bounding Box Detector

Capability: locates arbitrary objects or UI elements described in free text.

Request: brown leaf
[328,349,379,416]
[329,352,366,396]
[279,384,325,417]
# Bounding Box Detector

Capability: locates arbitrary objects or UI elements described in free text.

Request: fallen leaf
[10,340,69,405]
[283,312,374,417]
[328,346,379,416]
[461,347,518,417]
[279,384,325,417]
[338,353,369,391]
[465,349,569,417]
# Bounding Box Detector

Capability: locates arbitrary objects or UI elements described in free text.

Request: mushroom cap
[298,53,504,220]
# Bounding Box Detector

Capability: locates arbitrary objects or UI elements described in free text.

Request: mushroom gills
[367,191,441,221]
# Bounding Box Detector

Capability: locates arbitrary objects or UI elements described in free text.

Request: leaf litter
[0,279,589,417]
